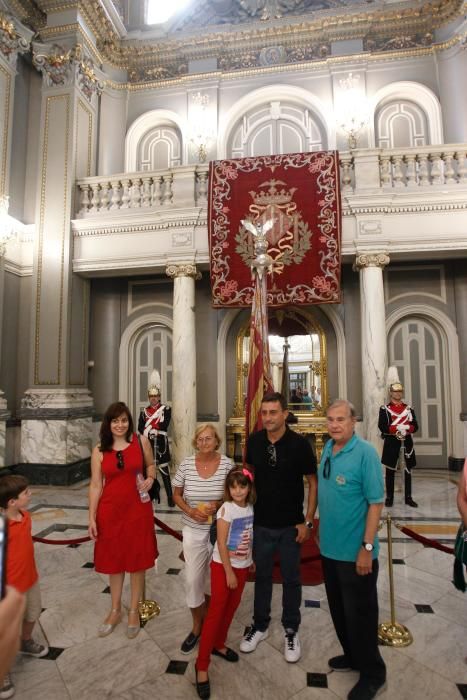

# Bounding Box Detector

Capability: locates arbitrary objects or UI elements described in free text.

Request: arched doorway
[388,317,447,467]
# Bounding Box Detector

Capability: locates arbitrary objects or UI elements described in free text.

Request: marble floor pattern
[7,470,467,700]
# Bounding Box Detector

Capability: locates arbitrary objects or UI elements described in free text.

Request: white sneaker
[239,626,269,653]
[284,629,301,663]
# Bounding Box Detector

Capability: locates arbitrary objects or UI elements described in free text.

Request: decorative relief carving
[32,42,103,99]
[77,55,104,100]
[0,11,30,63]
[166,263,202,280]
[52,0,462,82]
[219,41,330,71]
[354,252,390,270]
[359,220,382,236]
[172,231,193,247]
[33,42,74,86]
[364,31,433,52]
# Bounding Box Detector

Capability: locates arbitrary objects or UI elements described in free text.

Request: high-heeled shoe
[127,609,140,639]
[98,609,121,637]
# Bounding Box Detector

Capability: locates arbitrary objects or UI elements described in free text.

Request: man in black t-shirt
[239,392,317,663]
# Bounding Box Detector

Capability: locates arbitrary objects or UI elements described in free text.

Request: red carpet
[247,536,323,586]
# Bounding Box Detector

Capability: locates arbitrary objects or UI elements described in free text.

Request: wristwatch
[362,541,374,552]
[305,521,314,530]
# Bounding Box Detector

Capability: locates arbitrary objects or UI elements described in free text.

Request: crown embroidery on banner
[236,179,313,277]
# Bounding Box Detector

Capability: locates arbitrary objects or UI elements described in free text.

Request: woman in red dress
[88,402,158,639]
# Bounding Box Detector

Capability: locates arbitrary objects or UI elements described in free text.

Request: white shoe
[239,626,268,653]
[284,629,301,663]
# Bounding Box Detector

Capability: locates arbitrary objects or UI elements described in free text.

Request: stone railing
[76,146,467,216]
[76,164,209,216]
[379,146,467,188]
[341,145,467,192]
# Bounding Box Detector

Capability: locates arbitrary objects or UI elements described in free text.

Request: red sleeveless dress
[94,434,158,574]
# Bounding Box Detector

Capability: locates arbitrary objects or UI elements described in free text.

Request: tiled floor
[7,470,467,699]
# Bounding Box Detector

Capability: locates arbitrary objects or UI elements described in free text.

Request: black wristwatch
[362,541,374,552]
[305,521,314,530]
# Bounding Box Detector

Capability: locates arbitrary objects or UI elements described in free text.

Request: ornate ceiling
[2,0,466,84]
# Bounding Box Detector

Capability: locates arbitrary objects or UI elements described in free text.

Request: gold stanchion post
[138,572,160,624]
[378,513,413,647]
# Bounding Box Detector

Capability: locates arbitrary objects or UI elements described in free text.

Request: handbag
[452,523,467,592]
[136,434,161,503]
[209,518,217,546]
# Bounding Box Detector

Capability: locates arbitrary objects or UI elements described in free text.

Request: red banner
[245,272,274,441]
[208,151,342,307]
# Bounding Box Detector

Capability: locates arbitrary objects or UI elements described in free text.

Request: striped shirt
[172,454,233,530]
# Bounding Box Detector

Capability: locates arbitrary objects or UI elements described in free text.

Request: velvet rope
[154,516,183,542]
[33,535,91,545]
[397,525,454,555]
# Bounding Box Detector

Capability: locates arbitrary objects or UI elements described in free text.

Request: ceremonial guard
[138,374,175,507]
[378,382,418,508]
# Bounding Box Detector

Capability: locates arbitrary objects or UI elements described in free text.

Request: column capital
[0,11,31,68]
[32,42,104,102]
[166,263,202,280]
[354,252,390,271]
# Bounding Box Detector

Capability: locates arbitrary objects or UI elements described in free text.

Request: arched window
[228,101,325,158]
[137,125,182,170]
[134,324,173,417]
[375,100,429,148]
[388,317,445,467]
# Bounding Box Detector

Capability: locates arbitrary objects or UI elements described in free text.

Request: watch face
[364,543,373,552]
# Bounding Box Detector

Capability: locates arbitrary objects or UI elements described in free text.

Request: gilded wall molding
[76,98,93,178]
[34,93,70,386]
[0,63,11,196]
[27,0,464,83]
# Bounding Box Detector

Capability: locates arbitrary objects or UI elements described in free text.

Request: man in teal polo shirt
[318,399,386,700]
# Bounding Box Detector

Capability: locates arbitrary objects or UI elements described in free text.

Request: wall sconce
[336,73,369,150]
[189,92,216,163]
[0,194,15,257]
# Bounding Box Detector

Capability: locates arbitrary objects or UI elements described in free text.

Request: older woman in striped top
[172,424,233,654]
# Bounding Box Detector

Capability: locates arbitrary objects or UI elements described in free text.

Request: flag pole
[242,218,274,448]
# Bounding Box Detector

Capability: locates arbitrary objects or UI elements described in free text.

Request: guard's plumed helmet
[389,382,404,392]
[147,369,161,397]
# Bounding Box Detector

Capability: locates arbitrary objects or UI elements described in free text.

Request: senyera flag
[244,271,274,446]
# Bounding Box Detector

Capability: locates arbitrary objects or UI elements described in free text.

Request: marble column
[0,12,31,466]
[18,41,103,482]
[354,252,390,450]
[166,263,201,468]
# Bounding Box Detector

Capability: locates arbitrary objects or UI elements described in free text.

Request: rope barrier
[393,522,454,555]
[33,534,91,545]
[154,516,183,541]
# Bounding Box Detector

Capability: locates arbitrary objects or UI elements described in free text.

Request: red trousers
[196,560,249,672]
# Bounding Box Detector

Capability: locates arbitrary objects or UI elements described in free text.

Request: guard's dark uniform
[138,402,174,506]
[378,402,418,506]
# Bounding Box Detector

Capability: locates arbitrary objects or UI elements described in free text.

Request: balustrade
[377,147,467,188]
[77,165,209,216]
[76,147,467,217]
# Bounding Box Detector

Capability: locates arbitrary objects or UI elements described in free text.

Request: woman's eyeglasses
[267,444,277,467]
[116,451,124,470]
[322,456,331,479]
